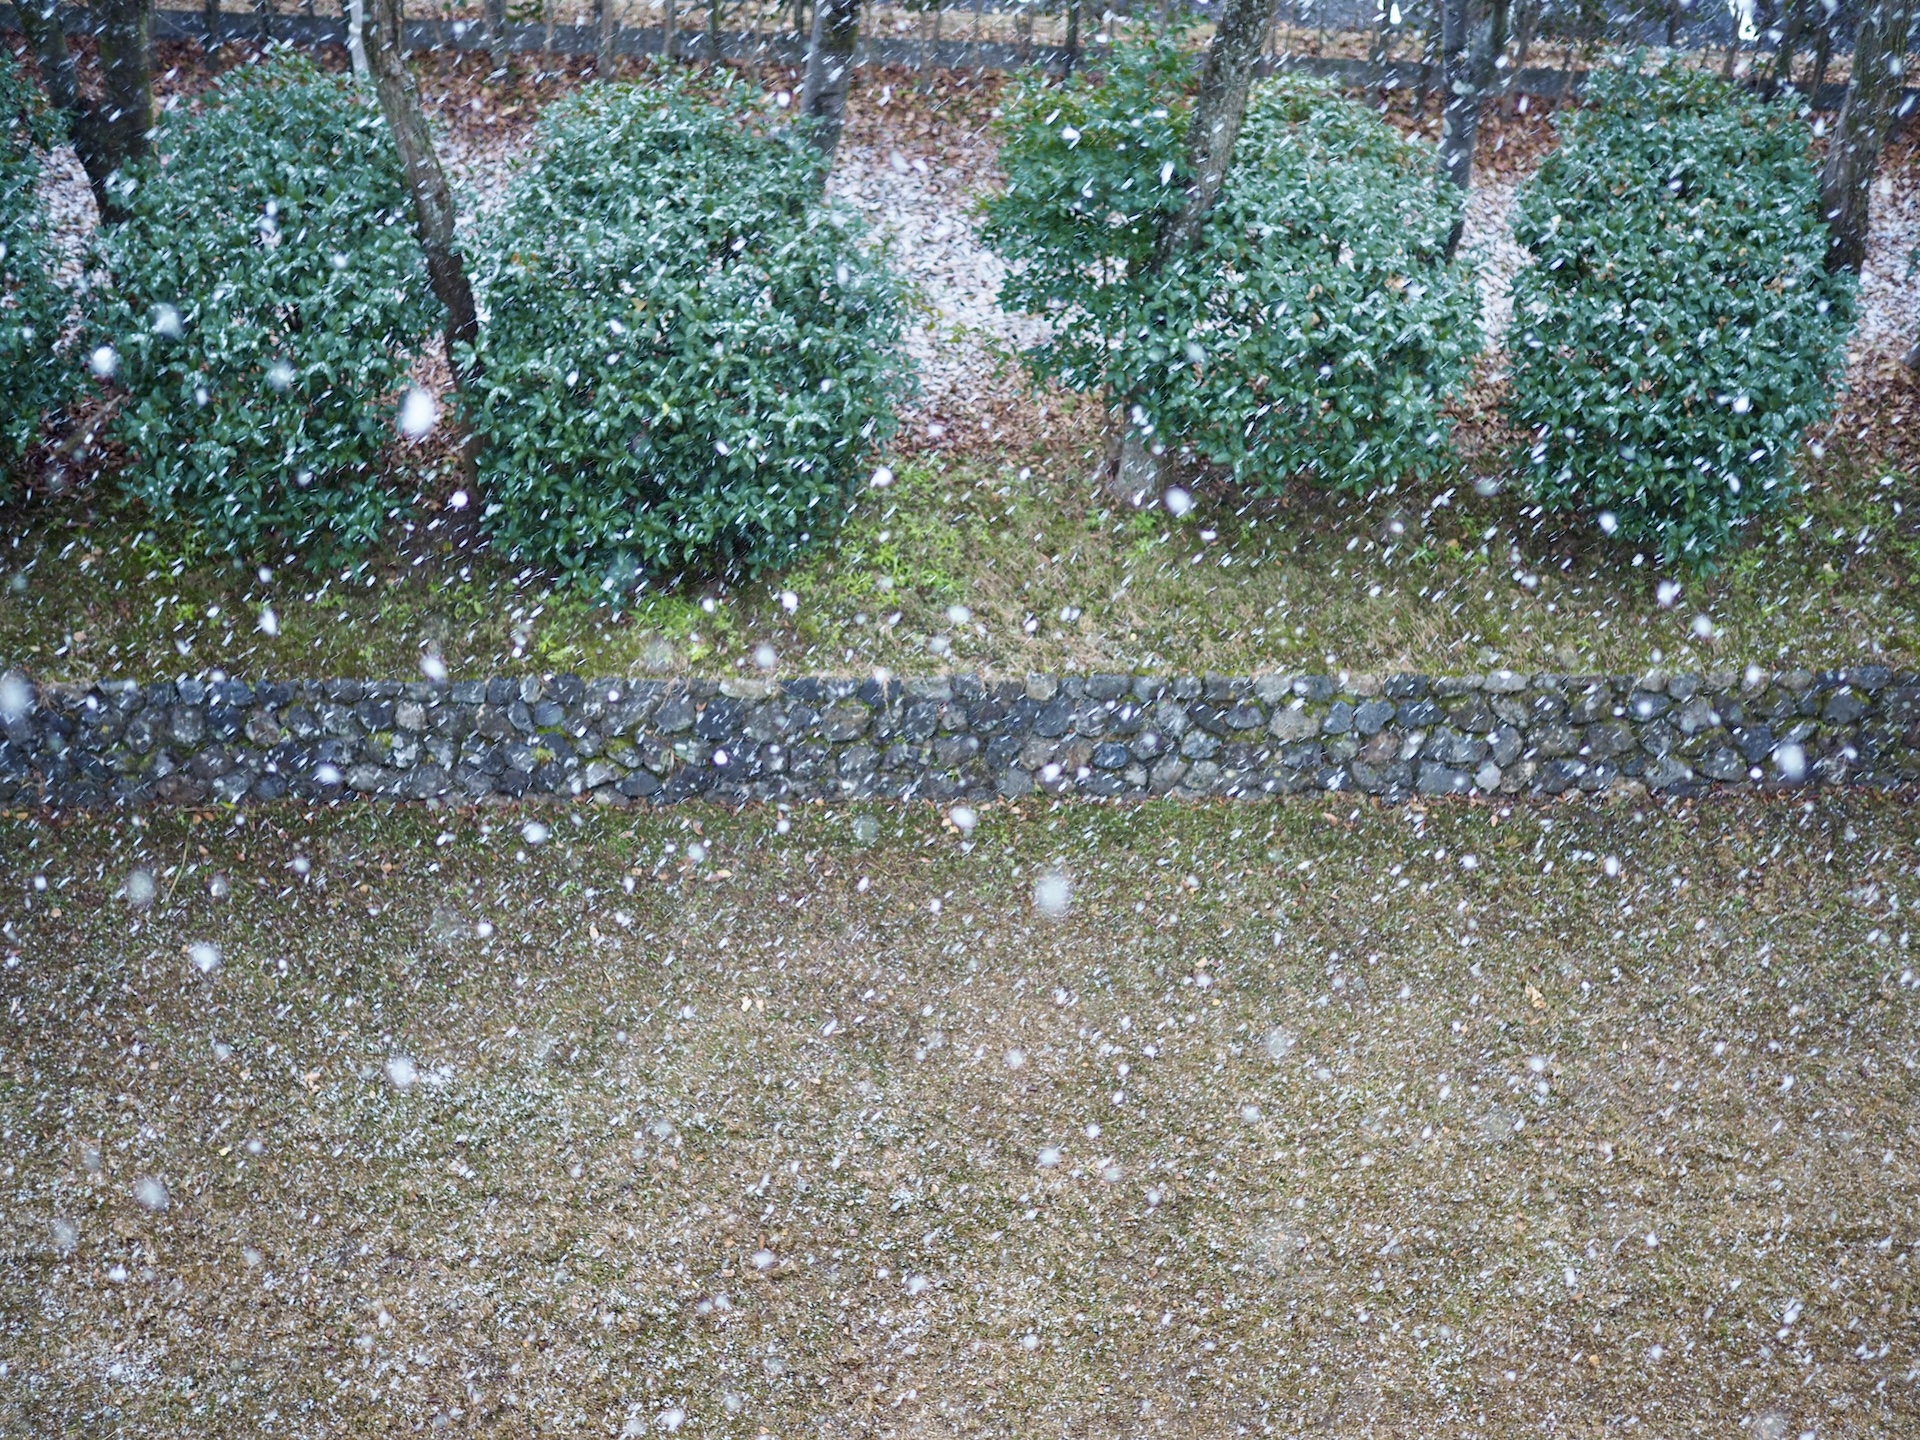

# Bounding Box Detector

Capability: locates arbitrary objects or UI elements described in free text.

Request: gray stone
[1531,724,1578,758]
[1697,747,1748,782]
[1353,699,1395,736]
[1824,688,1868,725]
[1268,706,1318,742]
[1416,762,1471,796]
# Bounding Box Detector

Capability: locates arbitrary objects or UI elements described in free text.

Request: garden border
[3,666,1916,809]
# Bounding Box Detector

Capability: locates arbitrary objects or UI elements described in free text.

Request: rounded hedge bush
[464,76,909,597]
[1,46,71,498]
[1506,64,1855,567]
[87,55,438,562]
[982,45,1480,493]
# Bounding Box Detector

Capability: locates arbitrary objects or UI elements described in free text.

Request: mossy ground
[3,792,1916,1435]
[4,412,1917,684]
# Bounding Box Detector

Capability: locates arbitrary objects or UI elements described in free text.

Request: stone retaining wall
[2,666,1917,809]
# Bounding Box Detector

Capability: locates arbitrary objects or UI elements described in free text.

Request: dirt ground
[2,791,1917,1436]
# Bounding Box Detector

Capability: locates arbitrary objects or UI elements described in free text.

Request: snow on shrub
[1506,63,1854,567]
[465,76,909,597]
[87,56,437,562]
[982,45,1479,493]
[1,47,71,497]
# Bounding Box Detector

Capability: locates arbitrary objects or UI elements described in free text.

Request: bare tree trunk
[347,0,371,78]
[1820,0,1915,273]
[205,0,222,52]
[1154,0,1284,262]
[15,0,111,217]
[1808,11,1833,99]
[1063,0,1078,77]
[664,0,678,59]
[1763,0,1807,95]
[485,0,509,69]
[17,0,149,220]
[1436,0,1472,194]
[1109,0,1282,504]
[95,0,153,187]
[598,0,617,70]
[255,0,271,46]
[798,0,860,160]
[366,0,482,396]
[1436,0,1508,260]
[1368,0,1390,99]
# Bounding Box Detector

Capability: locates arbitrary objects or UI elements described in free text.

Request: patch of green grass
[1,793,1917,1434]
[2,406,1915,681]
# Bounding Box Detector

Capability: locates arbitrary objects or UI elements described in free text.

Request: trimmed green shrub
[1507,63,1854,567]
[465,76,909,596]
[982,45,1480,492]
[87,55,438,562]
[1,46,71,497]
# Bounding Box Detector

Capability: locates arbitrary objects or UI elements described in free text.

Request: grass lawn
[5,413,1918,686]
[3,792,1917,1434]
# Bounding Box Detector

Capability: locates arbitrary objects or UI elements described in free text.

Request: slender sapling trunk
[1819,0,1915,273]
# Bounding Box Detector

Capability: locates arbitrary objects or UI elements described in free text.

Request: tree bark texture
[1820,0,1916,273]
[1436,0,1508,259]
[347,0,371,77]
[1109,0,1281,504]
[1152,0,1284,263]
[484,0,508,66]
[596,0,617,70]
[16,0,150,221]
[799,0,860,160]
[366,0,481,389]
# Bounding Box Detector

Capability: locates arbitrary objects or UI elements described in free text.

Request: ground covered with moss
[3,792,1916,1435]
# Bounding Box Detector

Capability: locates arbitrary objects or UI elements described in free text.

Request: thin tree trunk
[798,0,859,160]
[707,0,723,62]
[1154,0,1284,262]
[1506,0,1534,113]
[1764,0,1807,97]
[1437,0,1507,260]
[18,0,149,219]
[486,0,508,69]
[1820,0,1915,273]
[206,0,222,52]
[1063,0,1078,78]
[15,0,116,218]
[597,0,616,71]
[347,0,370,78]
[1369,0,1395,101]
[1111,0,1283,503]
[365,0,482,395]
[1808,12,1832,100]
[1417,0,1439,116]
[664,0,677,59]
[94,0,154,188]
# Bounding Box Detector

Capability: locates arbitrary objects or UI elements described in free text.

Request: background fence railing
[2,0,1912,113]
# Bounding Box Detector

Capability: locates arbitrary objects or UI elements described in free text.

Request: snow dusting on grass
[3,796,1915,1434]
